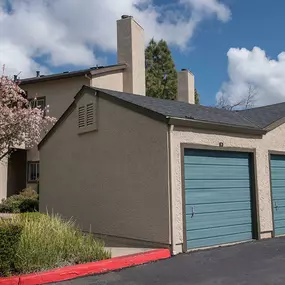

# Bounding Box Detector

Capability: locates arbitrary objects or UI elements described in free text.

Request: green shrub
[14,213,111,274]
[0,188,39,213]
[0,219,23,277]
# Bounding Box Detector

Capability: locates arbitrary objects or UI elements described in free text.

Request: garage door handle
[275,202,278,211]
[191,206,195,218]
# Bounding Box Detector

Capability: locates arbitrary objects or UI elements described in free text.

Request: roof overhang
[90,64,127,76]
[263,116,285,132]
[20,64,127,86]
[168,117,267,136]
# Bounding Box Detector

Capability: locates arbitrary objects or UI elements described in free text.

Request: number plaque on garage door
[184,149,254,249]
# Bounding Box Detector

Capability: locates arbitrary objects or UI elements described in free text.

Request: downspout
[84,73,92,85]
[167,120,175,254]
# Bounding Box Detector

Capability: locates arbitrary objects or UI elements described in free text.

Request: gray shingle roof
[39,86,285,149]
[93,87,260,129]
[239,102,285,128]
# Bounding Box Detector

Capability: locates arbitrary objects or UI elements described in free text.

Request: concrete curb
[0,249,171,285]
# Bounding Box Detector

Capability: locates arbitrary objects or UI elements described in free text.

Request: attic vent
[77,100,97,134]
[78,106,85,128]
[86,103,94,126]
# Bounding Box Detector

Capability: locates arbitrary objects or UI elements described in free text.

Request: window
[29,97,46,110]
[27,161,39,183]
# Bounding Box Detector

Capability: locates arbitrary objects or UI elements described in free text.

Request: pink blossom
[0,75,56,158]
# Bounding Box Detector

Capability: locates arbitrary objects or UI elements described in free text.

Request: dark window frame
[28,96,46,110]
[27,161,40,183]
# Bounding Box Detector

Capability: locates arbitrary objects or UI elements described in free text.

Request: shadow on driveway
[52,237,285,285]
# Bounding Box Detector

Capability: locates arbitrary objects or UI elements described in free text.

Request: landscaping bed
[0,212,111,277]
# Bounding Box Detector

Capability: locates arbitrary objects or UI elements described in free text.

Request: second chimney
[177,69,195,104]
[117,15,145,96]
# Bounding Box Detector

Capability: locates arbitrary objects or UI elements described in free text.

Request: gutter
[167,117,267,136]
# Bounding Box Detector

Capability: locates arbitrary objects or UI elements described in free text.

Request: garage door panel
[185,179,250,189]
[271,180,285,188]
[274,219,285,235]
[275,227,285,236]
[186,210,252,230]
[185,201,251,215]
[271,170,285,179]
[187,224,252,241]
[185,189,251,204]
[184,165,250,180]
[184,155,249,166]
[272,191,285,200]
[272,207,285,219]
[270,155,285,236]
[271,157,285,167]
[186,232,252,250]
[272,199,285,208]
[184,149,253,249]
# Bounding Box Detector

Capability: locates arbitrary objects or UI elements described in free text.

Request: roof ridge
[239,101,285,112]
[93,87,245,115]
[236,111,262,128]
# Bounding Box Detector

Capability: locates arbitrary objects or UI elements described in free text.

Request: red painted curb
[0,249,170,285]
[0,276,19,285]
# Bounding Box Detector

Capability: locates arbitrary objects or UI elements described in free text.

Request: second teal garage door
[184,149,255,250]
[270,154,285,236]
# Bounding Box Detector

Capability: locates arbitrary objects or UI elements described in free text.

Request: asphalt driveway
[53,237,285,285]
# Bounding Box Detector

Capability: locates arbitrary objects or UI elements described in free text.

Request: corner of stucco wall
[169,126,184,253]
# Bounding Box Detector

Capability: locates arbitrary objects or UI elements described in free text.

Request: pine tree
[145,39,177,100]
[145,39,201,104]
[195,88,200,105]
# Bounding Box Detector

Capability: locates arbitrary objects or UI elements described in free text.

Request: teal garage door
[184,149,254,249]
[270,155,285,236]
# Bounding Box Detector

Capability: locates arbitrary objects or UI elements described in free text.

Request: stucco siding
[23,76,89,162]
[170,123,285,253]
[40,92,170,245]
[91,71,123,92]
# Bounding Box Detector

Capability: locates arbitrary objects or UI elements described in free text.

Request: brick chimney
[117,15,145,96]
[177,69,195,104]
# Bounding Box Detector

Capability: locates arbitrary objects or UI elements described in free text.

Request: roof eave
[263,116,285,132]
[168,117,267,136]
[90,63,127,76]
[20,71,90,86]
[20,64,127,86]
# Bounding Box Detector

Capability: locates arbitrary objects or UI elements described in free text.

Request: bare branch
[217,84,258,110]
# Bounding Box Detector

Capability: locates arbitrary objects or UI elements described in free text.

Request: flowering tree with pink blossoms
[0,75,56,160]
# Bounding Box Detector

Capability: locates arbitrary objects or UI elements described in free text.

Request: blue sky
[170,0,285,105]
[1,0,285,107]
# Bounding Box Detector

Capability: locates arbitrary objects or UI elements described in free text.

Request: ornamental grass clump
[0,212,110,276]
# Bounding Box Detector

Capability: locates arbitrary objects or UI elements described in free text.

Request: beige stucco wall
[24,71,123,163]
[91,71,123,92]
[170,123,285,253]
[39,92,170,245]
[23,76,90,162]
[0,157,8,201]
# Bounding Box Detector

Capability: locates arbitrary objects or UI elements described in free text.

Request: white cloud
[181,0,231,22]
[0,0,231,78]
[217,47,285,107]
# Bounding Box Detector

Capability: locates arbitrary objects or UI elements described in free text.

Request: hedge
[0,219,23,277]
[0,188,39,213]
